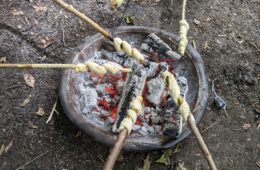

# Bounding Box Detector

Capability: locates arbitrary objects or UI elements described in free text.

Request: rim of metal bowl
[59,26,208,152]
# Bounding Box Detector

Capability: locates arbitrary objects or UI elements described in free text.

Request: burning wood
[141,33,181,60]
[78,33,188,137]
[112,64,147,133]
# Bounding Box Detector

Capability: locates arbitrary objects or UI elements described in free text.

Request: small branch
[0,63,77,69]
[53,0,112,40]
[188,114,217,170]
[103,128,128,170]
[46,98,58,124]
[15,151,49,170]
[202,120,219,133]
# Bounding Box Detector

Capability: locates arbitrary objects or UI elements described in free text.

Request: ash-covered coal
[77,33,189,137]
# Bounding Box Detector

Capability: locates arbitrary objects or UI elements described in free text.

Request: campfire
[0,1,217,169]
[78,33,188,138]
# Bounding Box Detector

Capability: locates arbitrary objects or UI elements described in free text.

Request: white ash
[177,76,188,97]
[95,83,108,94]
[144,62,158,78]
[80,87,98,115]
[154,125,163,134]
[146,76,165,105]
[132,125,142,131]
[115,80,125,94]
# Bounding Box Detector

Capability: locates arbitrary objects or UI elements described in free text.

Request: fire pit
[59,26,208,152]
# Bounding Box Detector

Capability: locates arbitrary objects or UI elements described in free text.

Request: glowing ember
[78,33,188,137]
[105,86,117,97]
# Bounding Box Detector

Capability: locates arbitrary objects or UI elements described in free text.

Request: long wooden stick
[0,63,77,69]
[103,129,128,170]
[188,114,217,170]
[53,0,113,40]
[181,0,188,20]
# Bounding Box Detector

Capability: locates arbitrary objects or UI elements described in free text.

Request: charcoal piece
[112,64,147,132]
[100,50,138,67]
[141,33,181,60]
[101,49,161,78]
[163,97,182,138]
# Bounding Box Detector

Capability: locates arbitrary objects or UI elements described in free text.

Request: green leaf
[136,154,151,170]
[155,149,172,165]
[124,16,134,25]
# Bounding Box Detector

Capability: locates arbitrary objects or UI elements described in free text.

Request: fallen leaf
[35,107,46,116]
[75,131,82,137]
[242,123,251,130]
[256,160,260,168]
[0,57,7,63]
[177,162,187,170]
[155,149,172,165]
[194,18,201,25]
[204,40,209,50]
[206,17,211,22]
[4,141,13,153]
[173,144,181,153]
[33,5,47,12]
[11,10,24,16]
[40,37,53,48]
[142,154,151,170]
[136,154,150,170]
[124,16,134,25]
[29,121,38,129]
[24,73,35,88]
[0,144,5,156]
[20,94,32,107]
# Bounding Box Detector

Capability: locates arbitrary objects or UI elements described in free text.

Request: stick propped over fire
[112,64,147,133]
[105,64,147,169]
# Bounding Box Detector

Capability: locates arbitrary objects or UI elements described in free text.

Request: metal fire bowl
[59,26,208,152]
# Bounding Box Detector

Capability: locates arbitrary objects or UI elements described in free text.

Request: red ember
[98,98,109,110]
[110,107,118,119]
[135,116,142,125]
[105,85,117,97]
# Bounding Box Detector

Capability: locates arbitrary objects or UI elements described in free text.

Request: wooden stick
[0,63,77,69]
[188,114,217,170]
[103,128,128,170]
[181,0,188,20]
[53,0,113,40]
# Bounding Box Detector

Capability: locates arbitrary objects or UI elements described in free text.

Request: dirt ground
[0,0,259,169]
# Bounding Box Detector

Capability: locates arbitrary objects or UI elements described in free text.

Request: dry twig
[46,98,58,124]
[202,120,219,133]
[15,151,49,170]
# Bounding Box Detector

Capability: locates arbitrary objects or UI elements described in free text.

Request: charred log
[141,33,181,60]
[112,64,147,132]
